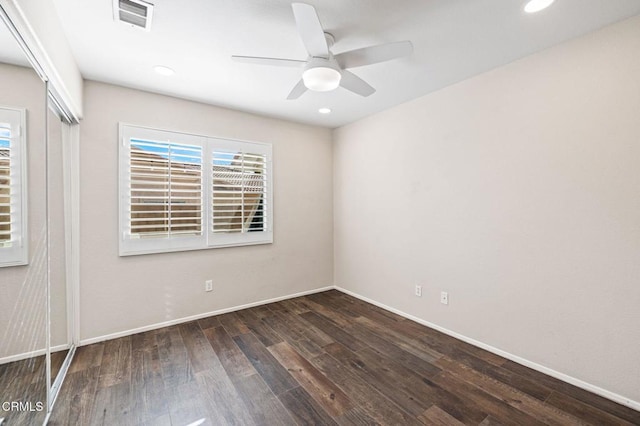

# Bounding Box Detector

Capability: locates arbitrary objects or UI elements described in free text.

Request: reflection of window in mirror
[0,106,28,267]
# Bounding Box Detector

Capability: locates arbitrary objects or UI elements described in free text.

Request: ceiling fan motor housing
[303,57,342,91]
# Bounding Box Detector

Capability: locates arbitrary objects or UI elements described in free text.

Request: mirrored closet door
[0,15,48,425]
[0,9,77,424]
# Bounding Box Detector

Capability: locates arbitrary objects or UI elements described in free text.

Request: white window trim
[0,106,28,267]
[119,123,273,256]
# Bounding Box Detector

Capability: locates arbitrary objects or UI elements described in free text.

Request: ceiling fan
[231,2,413,99]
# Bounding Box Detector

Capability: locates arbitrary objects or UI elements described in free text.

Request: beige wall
[0,62,68,359]
[334,15,640,404]
[79,81,333,341]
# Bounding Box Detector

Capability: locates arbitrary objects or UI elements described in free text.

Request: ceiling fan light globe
[303,67,341,91]
[524,0,555,13]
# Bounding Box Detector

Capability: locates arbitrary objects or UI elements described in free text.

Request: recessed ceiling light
[153,65,175,76]
[524,0,555,13]
[318,108,332,114]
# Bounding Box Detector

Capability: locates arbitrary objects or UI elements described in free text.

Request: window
[0,107,28,267]
[119,124,272,256]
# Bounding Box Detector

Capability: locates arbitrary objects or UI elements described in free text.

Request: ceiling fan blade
[340,71,376,97]
[292,3,329,58]
[335,41,413,69]
[232,56,306,67]
[287,79,308,100]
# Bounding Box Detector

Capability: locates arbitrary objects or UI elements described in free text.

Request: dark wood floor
[0,349,68,425]
[48,290,639,425]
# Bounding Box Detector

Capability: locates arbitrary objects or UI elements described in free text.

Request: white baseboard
[334,286,640,412]
[79,286,335,346]
[0,344,70,365]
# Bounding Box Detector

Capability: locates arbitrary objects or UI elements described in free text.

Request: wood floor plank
[335,407,379,426]
[545,391,636,426]
[48,366,100,425]
[503,360,640,424]
[203,325,256,381]
[479,415,506,425]
[279,386,338,426]
[431,370,546,426]
[131,329,158,353]
[51,349,70,381]
[387,315,507,367]
[68,342,105,374]
[197,315,221,330]
[269,341,354,417]
[178,320,220,374]
[354,316,442,363]
[418,405,466,426]
[306,291,360,320]
[310,353,422,426]
[345,320,442,379]
[277,308,335,347]
[435,356,584,426]
[248,305,275,320]
[96,335,132,389]
[234,308,284,347]
[156,325,193,388]
[130,343,169,424]
[140,413,172,426]
[184,321,258,425]
[300,311,368,352]
[321,291,396,322]
[218,311,251,336]
[300,296,358,328]
[90,382,133,426]
[166,379,224,426]
[233,373,297,425]
[195,368,255,425]
[481,363,553,402]
[233,332,299,396]
[278,298,312,315]
[262,312,326,359]
[323,342,431,417]
[262,309,313,342]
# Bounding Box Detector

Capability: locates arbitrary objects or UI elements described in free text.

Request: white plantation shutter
[0,107,28,267]
[211,151,266,232]
[120,126,206,255]
[129,140,203,237]
[0,129,10,241]
[209,139,272,247]
[119,125,272,256]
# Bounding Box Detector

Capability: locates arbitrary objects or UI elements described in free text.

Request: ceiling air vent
[113,0,154,31]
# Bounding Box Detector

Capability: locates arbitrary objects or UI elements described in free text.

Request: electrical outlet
[440,291,449,305]
[205,280,213,292]
[415,285,422,297]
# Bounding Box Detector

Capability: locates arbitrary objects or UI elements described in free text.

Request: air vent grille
[113,0,154,31]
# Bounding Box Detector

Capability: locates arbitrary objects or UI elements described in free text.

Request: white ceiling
[0,19,30,67]
[31,0,640,128]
